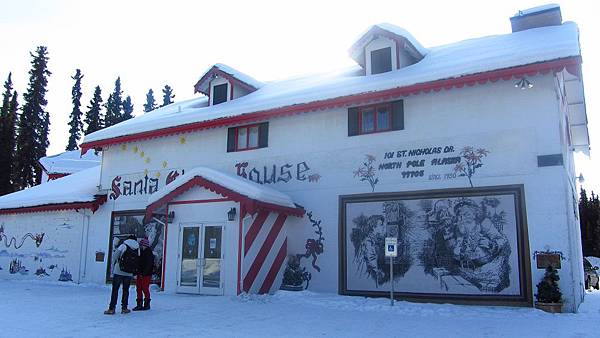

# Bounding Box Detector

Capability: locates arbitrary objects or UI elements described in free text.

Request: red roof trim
[0,194,107,215]
[145,175,304,221]
[81,57,581,154]
[194,66,259,95]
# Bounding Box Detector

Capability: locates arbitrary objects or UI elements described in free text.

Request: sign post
[385,237,398,306]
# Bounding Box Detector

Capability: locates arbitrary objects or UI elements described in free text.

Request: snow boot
[142,298,151,311]
[121,307,131,314]
[104,308,115,315]
[132,299,143,311]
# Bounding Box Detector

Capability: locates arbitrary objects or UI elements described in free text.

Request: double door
[177,224,224,295]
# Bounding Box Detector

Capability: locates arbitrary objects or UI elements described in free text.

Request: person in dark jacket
[104,234,139,315]
[133,237,155,311]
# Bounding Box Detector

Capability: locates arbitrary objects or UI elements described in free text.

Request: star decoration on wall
[179,137,186,144]
[133,146,138,153]
[121,144,127,151]
[145,157,151,164]
[140,151,145,157]
[162,161,168,168]
[155,172,161,178]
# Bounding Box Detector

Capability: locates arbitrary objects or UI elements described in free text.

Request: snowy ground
[1,280,599,337]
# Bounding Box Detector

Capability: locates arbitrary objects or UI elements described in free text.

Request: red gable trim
[0,194,107,215]
[81,57,581,154]
[47,173,70,181]
[145,175,304,221]
[194,66,259,95]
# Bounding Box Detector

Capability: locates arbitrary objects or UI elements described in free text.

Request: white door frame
[176,223,225,295]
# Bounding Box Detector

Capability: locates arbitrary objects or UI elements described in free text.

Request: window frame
[211,82,229,105]
[234,124,262,151]
[370,47,393,75]
[357,103,393,135]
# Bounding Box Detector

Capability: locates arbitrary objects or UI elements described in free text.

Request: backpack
[118,244,140,274]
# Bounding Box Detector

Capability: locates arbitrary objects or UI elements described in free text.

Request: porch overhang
[145,167,305,222]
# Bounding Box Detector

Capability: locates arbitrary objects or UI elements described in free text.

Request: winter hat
[139,238,150,248]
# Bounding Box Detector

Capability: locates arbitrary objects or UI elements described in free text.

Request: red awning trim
[0,194,107,215]
[145,175,305,222]
[81,57,581,154]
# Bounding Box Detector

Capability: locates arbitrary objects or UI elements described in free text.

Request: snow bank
[148,166,298,209]
[0,166,101,210]
[2,280,600,337]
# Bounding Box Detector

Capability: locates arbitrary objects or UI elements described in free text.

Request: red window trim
[357,103,393,135]
[233,123,262,151]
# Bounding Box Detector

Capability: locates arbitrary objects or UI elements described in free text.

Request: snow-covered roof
[38,150,101,174]
[0,166,103,212]
[514,4,560,17]
[82,22,581,147]
[194,63,263,95]
[147,167,299,210]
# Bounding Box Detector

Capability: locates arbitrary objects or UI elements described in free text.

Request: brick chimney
[510,4,562,33]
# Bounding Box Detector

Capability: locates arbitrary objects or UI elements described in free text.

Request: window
[348,100,403,136]
[212,83,229,105]
[371,47,392,74]
[227,122,268,152]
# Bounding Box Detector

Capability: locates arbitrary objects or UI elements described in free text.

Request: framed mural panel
[106,210,165,285]
[339,185,532,306]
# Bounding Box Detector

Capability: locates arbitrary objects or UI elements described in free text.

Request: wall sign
[339,185,531,306]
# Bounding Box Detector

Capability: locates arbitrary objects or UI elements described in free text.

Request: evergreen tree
[122,96,134,121]
[161,84,175,107]
[104,77,123,127]
[0,73,15,195]
[580,189,600,257]
[84,86,103,134]
[143,89,157,113]
[66,69,84,150]
[14,46,51,189]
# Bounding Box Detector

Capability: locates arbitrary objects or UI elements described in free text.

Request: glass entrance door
[177,226,201,293]
[177,224,224,295]
[199,225,224,295]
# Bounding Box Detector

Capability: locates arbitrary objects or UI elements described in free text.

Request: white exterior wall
[0,209,110,285]
[97,73,582,311]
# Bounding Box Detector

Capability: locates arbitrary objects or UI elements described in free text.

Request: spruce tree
[122,96,134,121]
[66,69,84,150]
[0,73,14,195]
[144,89,157,113]
[104,77,123,127]
[161,84,175,107]
[14,46,51,189]
[84,86,103,134]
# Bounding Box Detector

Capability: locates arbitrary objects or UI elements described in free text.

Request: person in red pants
[133,237,155,311]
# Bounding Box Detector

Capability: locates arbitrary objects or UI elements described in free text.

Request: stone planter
[280,284,304,291]
[535,301,562,313]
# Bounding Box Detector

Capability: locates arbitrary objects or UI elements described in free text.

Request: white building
[0,4,589,312]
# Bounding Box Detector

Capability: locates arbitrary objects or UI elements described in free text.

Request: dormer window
[212,83,229,105]
[371,47,392,74]
[209,78,230,106]
[348,24,428,76]
[364,37,396,75]
[195,64,263,105]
